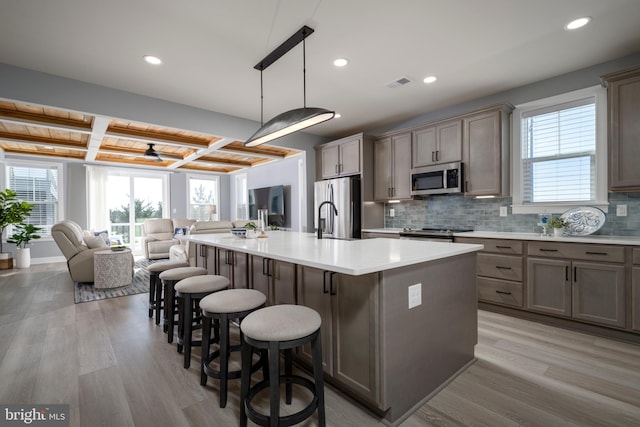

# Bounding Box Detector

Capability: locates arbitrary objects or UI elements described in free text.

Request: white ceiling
[1,0,640,141]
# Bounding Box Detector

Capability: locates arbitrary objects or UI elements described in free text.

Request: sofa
[142,218,244,260]
[52,220,134,283]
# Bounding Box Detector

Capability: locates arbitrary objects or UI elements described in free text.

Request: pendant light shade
[245,26,334,147]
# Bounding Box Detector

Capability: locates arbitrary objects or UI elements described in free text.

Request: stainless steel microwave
[410,162,463,196]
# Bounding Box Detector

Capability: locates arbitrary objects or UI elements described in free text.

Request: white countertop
[188,231,483,275]
[455,231,640,246]
[361,228,402,234]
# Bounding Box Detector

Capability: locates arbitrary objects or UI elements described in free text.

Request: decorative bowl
[231,228,247,238]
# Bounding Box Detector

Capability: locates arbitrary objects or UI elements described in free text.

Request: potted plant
[548,216,568,237]
[0,189,35,269]
[244,221,258,239]
[8,223,42,268]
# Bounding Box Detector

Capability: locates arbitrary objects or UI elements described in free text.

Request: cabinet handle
[436,150,440,161]
[335,164,338,173]
[262,258,268,276]
[432,151,435,162]
[565,266,569,281]
[539,248,558,252]
[573,266,577,282]
[495,266,512,270]
[391,187,395,197]
[495,290,512,295]
[323,271,330,294]
[495,245,512,249]
[585,251,608,256]
[330,272,337,296]
[465,181,469,192]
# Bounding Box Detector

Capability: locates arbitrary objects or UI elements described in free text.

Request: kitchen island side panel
[380,252,478,424]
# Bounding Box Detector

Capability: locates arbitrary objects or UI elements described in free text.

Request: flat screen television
[248,185,287,227]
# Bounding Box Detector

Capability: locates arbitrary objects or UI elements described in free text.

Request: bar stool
[175,275,230,369]
[240,304,325,427]
[159,266,207,343]
[199,289,267,408]
[147,260,189,323]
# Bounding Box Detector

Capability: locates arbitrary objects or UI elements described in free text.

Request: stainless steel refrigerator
[314,176,361,239]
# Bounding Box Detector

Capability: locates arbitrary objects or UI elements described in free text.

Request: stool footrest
[203,345,262,380]
[245,375,319,427]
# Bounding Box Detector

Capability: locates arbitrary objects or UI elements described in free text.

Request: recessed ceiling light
[333,58,349,67]
[565,17,591,30]
[423,76,437,84]
[144,55,162,65]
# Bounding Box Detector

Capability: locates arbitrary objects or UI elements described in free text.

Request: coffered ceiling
[1,0,640,171]
[0,101,299,172]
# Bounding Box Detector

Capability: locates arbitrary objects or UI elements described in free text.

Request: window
[4,160,63,236]
[511,86,608,214]
[188,175,219,221]
[235,173,248,220]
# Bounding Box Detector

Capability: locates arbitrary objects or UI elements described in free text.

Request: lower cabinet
[527,258,626,328]
[195,244,216,274]
[249,255,296,305]
[296,266,380,405]
[633,248,640,332]
[216,248,248,288]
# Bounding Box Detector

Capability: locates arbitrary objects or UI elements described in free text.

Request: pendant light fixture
[245,26,335,147]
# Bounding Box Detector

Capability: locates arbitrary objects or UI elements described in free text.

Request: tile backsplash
[384,192,640,236]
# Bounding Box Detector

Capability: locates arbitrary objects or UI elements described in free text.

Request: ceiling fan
[142,143,183,162]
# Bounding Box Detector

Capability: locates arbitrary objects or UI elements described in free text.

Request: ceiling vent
[386,76,412,88]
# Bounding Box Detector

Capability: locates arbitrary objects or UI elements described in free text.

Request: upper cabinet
[462,103,513,197]
[319,134,362,179]
[412,119,461,168]
[602,65,640,191]
[373,133,412,201]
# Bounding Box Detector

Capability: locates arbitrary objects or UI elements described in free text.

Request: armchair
[142,218,195,260]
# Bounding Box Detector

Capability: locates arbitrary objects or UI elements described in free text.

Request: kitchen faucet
[317,201,338,239]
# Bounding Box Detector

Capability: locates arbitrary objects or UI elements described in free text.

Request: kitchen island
[187,231,483,425]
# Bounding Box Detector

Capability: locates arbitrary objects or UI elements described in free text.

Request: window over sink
[511,85,608,214]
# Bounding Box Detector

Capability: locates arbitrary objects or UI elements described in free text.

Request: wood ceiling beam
[0,132,87,150]
[105,127,212,148]
[217,146,285,160]
[0,108,93,131]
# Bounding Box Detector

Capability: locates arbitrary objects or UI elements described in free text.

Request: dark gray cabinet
[633,248,640,332]
[216,247,248,288]
[195,244,216,274]
[320,136,361,179]
[296,265,380,405]
[411,119,461,167]
[249,255,296,305]
[373,133,412,201]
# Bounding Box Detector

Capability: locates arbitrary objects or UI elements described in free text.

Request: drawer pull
[539,248,558,252]
[585,251,608,256]
[495,290,512,295]
[495,245,512,249]
[495,266,512,270]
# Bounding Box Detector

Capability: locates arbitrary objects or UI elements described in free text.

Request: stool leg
[312,331,326,427]
[285,348,292,404]
[183,295,194,368]
[177,295,185,353]
[219,314,230,408]
[268,341,280,427]
[200,315,211,386]
[167,281,176,343]
[239,337,252,427]
[155,275,163,326]
[148,272,156,318]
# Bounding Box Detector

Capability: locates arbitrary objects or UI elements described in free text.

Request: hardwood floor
[1,262,639,426]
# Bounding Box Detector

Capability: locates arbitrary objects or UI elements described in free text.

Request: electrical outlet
[617,204,628,216]
[500,206,508,217]
[408,283,422,309]
[389,208,395,217]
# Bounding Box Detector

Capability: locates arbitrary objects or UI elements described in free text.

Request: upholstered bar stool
[199,289,267,408]
[240,304,325,427]
[159,266,207,343]
[174,275,230,369]
[147,260,189,323]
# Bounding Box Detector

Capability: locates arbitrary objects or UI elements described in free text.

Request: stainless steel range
[399,227,473,242]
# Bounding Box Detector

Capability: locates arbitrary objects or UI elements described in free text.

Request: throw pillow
[83,231,108,249]
[174,227,188,238]
[93,230,111,246]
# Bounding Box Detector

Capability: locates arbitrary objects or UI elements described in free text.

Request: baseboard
[31,256,66,265]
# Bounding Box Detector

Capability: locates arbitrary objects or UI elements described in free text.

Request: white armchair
[142,218,195,259]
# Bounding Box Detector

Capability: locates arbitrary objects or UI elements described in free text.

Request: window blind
[8,165,59,234]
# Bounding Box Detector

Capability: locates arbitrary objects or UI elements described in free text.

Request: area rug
[74,258,158,303]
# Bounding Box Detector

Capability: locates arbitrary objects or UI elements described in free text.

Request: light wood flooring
[1,262,639,426]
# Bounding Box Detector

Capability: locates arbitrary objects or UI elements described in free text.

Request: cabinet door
[572,262,626,328]
[272,260,296,305]
[462,110,502,196]
[296,266,333,374]
[527,258,571,317]
[333,273,380,404]
[231,251,248,289]
[373,138,392,200]
[391,133,412,199]
[249,255,271,303]
[339,138,361,176]
[321,145,340,179]
[607,71,640,190]
[412,126,437,167]
[633,266,640,332]
[436,120,462,164]
[216,248,233,281]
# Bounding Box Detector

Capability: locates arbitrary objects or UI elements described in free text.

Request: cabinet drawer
[477,277,523,307]
[528,242,625,263]
[634,248,640,265]
[477,253,523,281]
[455,237,522,254]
